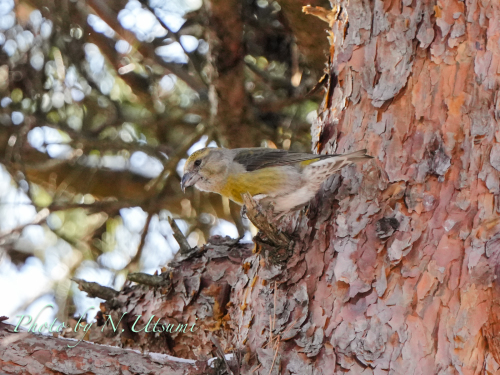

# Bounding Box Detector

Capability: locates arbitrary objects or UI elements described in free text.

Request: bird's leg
[241,192,290,250]
[251,195,267,219]
[240,204,248,219]
[273,210,287,221]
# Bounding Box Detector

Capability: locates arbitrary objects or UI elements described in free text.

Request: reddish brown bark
[0,324,206,374]
[78,237,254,360]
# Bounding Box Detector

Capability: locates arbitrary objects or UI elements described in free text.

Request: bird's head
[181,147,230,193]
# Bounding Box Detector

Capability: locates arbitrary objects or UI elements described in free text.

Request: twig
[85,0,207,93]
[251,364,262,373]
[52,167,85,203]
[38,123,166,160]
[268,337,280,375]
[264,284,278,349]
[72,278,118,300]
[127,272,170,287]
[126,211,154,271]
[168,217,192,254]
[144,3,207,85]
[145,124,207,192]
[281,317,300,337]
[210,335,234,375]
[269,315,273,345]
[48,200,144,214]
[273,281,277,335]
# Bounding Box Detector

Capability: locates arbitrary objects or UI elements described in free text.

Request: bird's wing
[233,148,336,172]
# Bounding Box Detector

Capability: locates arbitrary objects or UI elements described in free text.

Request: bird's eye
[194,159,202,167]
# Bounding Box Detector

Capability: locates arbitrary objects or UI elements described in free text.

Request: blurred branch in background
[0,0,328,323]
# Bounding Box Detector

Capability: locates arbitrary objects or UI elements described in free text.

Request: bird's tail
[304,149,373,184]
[341,149,374,162]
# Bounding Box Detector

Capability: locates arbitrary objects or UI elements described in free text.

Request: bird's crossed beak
[181,172,200,193]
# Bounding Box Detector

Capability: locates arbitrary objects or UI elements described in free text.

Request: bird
[181,147,373,214]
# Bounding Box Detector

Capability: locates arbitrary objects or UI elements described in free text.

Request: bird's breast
[220,167,299,204]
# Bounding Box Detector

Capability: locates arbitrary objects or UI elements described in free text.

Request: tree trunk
[206,0,264,148]
[3,0,500,374]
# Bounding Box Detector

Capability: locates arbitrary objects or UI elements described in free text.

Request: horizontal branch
[72,278,119,301]
[127,272,171,287]
[0,321,209,375]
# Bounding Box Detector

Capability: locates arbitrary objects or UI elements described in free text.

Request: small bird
[181,147,373,214]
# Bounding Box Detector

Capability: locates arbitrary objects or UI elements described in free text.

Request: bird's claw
[240,205,248,219]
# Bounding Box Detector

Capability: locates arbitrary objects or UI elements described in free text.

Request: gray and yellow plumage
[181,147,373,213]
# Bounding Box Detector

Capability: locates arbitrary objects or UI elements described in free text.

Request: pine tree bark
[0,322,204,375]
[3,0,500,374]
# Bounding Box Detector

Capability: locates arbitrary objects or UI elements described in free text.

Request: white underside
[256,156,355,213]
[260,185,316,213]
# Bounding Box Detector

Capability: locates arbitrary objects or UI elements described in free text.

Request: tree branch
[0,321,208,375]
[126,210,154,271]
[72,278,119,301]
[85,0,207,94]
[168,217,192,254]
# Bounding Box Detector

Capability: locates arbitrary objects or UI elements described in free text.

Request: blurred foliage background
[0,0,329,323]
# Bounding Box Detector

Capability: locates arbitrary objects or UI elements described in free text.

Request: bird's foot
[241,193,290,249]
[272,207,287,221]
[240,204,248,220]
